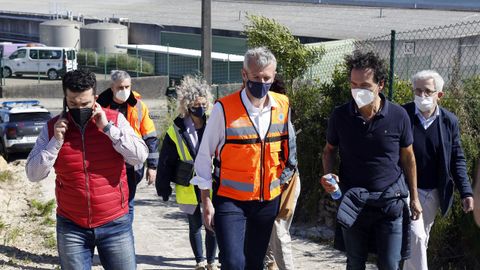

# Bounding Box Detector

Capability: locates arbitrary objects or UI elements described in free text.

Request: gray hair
[111,70,131,83]
[243,47,277,71]
[412,70,445,92]
[176,75,213,117]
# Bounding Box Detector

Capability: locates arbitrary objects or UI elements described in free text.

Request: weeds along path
[0,159,58,269]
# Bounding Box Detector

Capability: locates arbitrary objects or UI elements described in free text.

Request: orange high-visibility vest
[215,91,290,201]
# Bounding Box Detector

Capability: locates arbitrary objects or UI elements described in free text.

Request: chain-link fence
[308,20,480,99]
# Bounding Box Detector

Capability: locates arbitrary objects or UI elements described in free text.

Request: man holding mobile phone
[25,70,148,269]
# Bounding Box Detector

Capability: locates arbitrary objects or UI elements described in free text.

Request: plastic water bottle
[325,174,342,200]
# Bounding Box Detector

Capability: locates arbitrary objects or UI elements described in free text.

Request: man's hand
[202,193,215,232]
[320,173,339,193]
[92,102,108,130]
[462,196,474,213]
[54,117,69,141]
[146,168,156,185]
[410,197,423,220]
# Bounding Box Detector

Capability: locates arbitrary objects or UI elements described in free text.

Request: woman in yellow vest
[156,75,218,270]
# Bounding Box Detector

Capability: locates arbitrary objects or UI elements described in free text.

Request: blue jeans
[213,195,280,270]
[56,214,136,270]
[188,205,217,264]
[342,206,403,270]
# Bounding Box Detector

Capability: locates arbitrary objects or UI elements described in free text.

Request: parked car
[0,100,51,160]
[1,46,77,80]
[0,42,45,58]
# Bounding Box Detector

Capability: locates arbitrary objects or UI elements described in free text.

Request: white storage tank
[80,22,128,54]
[39,19,82,50]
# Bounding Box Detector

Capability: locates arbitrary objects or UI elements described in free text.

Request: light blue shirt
[415,105,440,130]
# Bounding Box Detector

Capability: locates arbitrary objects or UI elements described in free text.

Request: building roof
[2,0,480,40]
[115,44,244,62]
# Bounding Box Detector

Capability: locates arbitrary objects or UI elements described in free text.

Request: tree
[244,14,323,87]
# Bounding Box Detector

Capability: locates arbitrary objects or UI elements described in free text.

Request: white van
[1,46,77,80]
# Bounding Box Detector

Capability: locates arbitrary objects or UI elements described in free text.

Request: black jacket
[155,116,205,202]
[403,102,473,216]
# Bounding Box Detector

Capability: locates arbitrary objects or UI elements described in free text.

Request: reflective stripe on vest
[135,101,143,129]
[166,123,197,205]
[217,91,290,201]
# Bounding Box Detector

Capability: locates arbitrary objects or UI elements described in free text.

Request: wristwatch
[103,121,114,133]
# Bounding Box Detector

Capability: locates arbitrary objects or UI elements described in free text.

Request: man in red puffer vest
[26,70,148,270]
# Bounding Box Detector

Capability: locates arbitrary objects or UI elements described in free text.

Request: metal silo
[80,22,128,54]
[39,19,82,50]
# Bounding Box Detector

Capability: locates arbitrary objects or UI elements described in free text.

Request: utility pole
[201,0,212,84]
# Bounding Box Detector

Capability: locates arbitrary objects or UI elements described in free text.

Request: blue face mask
[189,106,206,118]
[247,80,272,99]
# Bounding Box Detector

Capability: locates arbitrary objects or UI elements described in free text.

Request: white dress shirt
[415,105,440,130]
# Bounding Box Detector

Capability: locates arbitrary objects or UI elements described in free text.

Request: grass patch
[0,218,5,231]
[29,199,56,218]
[0,170,13,182]
[3,227,22,245]
[43,232,56,249]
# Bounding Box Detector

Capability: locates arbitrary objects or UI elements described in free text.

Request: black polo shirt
[327,94,413,192]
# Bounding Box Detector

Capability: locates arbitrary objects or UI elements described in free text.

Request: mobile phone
[62,97,67,118]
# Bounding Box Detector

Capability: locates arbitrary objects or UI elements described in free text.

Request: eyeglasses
[414,88,437,97]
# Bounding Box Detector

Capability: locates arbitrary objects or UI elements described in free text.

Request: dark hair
[62,70,97,95]
[270,74,287,95]
[345,50,388,84]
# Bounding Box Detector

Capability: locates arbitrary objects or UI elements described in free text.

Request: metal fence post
[388,30,396,101]
[136,45,139,78]
[37,49,40,84]
[227,55,230,83]
[104,47,107,80]
[167,44,170,77]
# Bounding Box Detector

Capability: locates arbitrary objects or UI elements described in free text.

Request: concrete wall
[0,75,169,99]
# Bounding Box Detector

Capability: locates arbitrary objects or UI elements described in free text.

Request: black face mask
[69,107,93,128]
[189,106,206,118]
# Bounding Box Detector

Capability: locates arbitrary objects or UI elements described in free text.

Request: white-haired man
[191,47,298,270]
[402,70,474,270]
[97,70,159,221]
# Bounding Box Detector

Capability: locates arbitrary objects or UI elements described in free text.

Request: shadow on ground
[0,245,58,268]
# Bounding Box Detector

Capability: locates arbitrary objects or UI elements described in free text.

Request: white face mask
[414,95,436,112]
[351,88,375,109]
[115,89,131,103]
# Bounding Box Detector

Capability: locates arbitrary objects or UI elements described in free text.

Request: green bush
[244,15,323,87]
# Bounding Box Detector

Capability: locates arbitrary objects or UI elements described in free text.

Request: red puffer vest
[47,109,128,228]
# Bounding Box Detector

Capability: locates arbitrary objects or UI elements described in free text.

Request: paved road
[35,171,377,269]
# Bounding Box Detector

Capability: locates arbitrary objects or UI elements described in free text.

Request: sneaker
[195,261,206,270]
[207,263,219,270]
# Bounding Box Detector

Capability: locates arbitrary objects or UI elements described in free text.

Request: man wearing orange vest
[26,70,148,269]
[97,70,159,221]
[191,47,298,270]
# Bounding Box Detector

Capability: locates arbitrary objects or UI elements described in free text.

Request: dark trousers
[342,206,403,270]
[213,195,280,270]
[126,164,145,222]
[188,205,217,264]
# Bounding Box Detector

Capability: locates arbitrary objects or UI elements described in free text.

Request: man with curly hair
[320,51,422,269]
[26,69,148,269]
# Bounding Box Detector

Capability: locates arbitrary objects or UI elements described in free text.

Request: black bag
[173,160,194,186]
